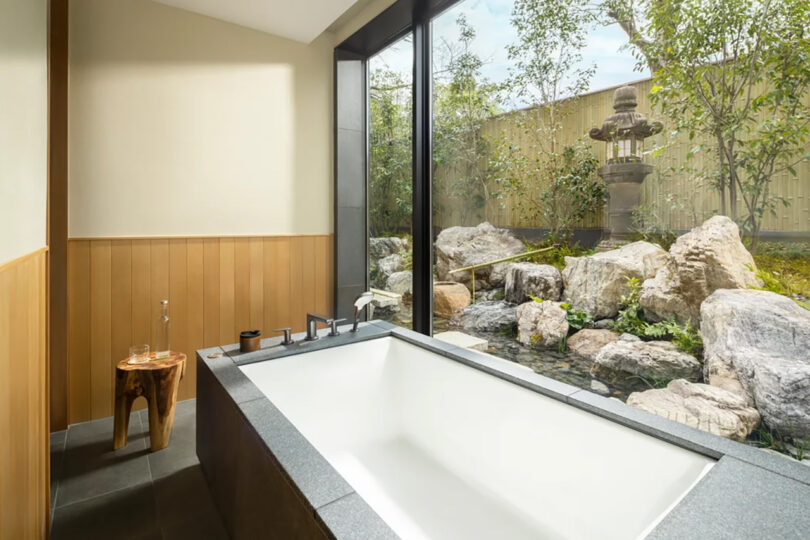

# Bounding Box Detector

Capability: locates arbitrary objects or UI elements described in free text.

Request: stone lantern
[589,85,662,249]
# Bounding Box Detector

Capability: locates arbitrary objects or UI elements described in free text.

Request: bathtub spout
[351,292,374,332]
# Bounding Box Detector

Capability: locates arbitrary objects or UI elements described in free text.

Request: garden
[368,0,810,461]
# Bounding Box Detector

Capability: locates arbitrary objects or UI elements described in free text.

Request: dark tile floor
[50,399,229,540]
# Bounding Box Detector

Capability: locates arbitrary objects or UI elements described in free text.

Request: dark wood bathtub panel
[233,422,330,539]
[196,355,241,532]
[197,356,330,539]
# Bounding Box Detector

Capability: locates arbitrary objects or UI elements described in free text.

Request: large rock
[369,292,400,319]
[369,237,404,261]
[627,379,761,442]
[385,271,412,299]
[435,222,525,291]
[567,329,619,360]
[640,216,762,324]
[450,301,516,333]
[562,241,668,319]
[593,340,702,381]
[701,289,810,438]
[375,253,403,283]
[434,282,472,319]
[504,263,562,304]
[516,301,569,349]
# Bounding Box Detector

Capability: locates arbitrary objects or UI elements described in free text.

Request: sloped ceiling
[151,0,360,43]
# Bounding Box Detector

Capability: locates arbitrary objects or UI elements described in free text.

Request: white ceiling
[152,0,360,43]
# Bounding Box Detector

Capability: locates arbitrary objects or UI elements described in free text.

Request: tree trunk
[727,138,739,220]
[750,217,761,254]
[728,169,739,221]
[715,133,728,216]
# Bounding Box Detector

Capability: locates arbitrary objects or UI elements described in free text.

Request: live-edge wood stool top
[116,352,187,373]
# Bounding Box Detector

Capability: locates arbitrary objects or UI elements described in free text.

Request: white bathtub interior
[239,337,714,540]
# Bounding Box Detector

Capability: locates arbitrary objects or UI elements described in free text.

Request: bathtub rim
[197,320,810,539]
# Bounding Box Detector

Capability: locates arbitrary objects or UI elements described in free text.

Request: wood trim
[67,233,333,241]
[67,235,334,423]
[0,247,49,273]
[49,0,69,432]
[0,249,49,538]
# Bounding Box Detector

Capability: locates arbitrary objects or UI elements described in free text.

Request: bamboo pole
[447,246,557,303]
[447,246,557,275]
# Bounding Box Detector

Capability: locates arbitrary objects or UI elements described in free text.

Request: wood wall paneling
[67,235,334,422]
[202,239,219,348]
[68,241,91,423]
[185,240,204,400]
[0,249,49,538]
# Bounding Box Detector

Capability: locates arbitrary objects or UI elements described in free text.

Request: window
[337,0,810,457]
[367,35,414,329]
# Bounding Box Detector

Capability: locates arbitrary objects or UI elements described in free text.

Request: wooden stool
[113,352,186,451]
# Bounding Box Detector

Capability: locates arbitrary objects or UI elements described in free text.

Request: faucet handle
[273,327,295,345]
[328,318,347,337]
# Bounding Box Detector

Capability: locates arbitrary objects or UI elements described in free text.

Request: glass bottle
[154,300,170,359]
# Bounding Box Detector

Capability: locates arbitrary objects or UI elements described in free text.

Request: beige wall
[0,2,49,535]
[0,0,48,264]
[69,0,335,238]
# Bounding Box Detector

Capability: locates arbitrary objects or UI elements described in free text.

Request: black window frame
[334,0,462,335]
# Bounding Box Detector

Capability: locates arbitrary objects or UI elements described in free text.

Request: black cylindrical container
[239,330,261,353]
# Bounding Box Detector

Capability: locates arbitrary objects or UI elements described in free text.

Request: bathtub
[237,335,712,540]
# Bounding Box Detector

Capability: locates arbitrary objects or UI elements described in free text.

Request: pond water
[383,313,651,401]
[458,328,651,401]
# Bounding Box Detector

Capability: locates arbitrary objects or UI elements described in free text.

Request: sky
[370,0,651,110]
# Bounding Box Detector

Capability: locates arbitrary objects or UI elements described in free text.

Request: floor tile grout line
[139,411,163,538]
[51,430,67,512]
[139,409,156,484]
[52,426,74,513]
[51,477,155,512]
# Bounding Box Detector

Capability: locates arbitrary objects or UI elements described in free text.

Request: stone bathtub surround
[197,321,810,539]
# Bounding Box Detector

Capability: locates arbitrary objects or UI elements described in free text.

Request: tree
[492,0,605,241]
[368,68,412,236]
[644,0,810,251]
[433,15,500,225]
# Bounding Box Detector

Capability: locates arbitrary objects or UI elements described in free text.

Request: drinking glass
[128,344,150,364]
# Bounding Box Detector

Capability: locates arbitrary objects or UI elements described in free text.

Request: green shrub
[614,277,703,355]
[749,425,808,461]
[752,260,810,311]
[614,278,648,335]
[647,318,703,356]
[753,251,810,298]
[754,268,790,296]
[561,304,593,330]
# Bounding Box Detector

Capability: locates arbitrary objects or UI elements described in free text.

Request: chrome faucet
[351,292,374,332]
[305,313,332,341]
